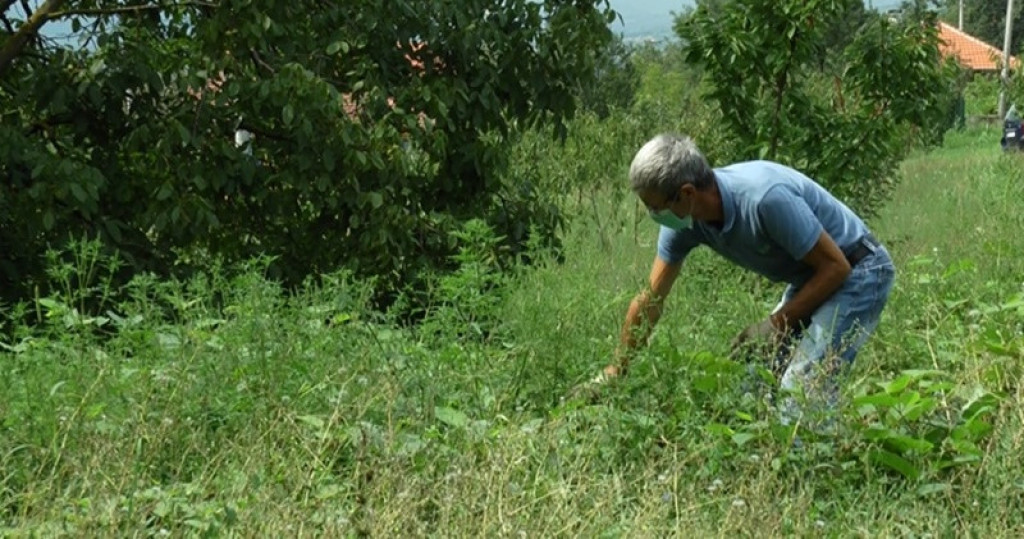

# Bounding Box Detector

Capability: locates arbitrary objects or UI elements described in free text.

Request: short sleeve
[656,225,700,265]
[757,186,823,261]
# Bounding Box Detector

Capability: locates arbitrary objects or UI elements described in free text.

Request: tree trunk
[0,0,66,79]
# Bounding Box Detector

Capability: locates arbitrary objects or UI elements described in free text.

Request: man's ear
[680,183,697,198]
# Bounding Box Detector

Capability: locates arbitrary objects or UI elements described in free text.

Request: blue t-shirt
[656,160,870,288]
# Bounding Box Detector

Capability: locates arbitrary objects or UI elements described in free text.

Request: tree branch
[249,48,276,74]
[0,0,65,79]
[45,1,217,20]
[769,29,799,161]
[0,1,218,77]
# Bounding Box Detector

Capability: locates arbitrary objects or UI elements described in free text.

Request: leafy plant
[0,0,617,311]
[846,370,1002,479]
[674,0,959,214]
[417,219,512,344]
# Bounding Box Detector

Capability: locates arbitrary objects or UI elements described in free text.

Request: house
[935,22,1022,125]
[937,21,1019,73]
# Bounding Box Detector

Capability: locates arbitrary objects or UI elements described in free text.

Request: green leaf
[368,192,383,209]
[984,341,1020,358]
[704,423,734,437]
[897,390,921,407]
[962,389,1001,420]
[956,418,993,442]
[434,406,469,428]
[174,121,191,145]
[326,41,349,55]
[69,183,88,203]
[734,411,754,422]
[883,435,933,454]
[153,501,171,518]
[104,220,123,243]
[692,374,719,394]
[732,432,757,447]
[862,426,893,441]
[853,392,899,408]
[869,449,920,479]
[901,398,936,422]
[49,380,66,397]
[884,374,912,394]
[282,104,294,126]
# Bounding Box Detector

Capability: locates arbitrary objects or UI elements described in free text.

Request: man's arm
[606,256,681,376]
[754,187,851,332]
[770,230,850,331]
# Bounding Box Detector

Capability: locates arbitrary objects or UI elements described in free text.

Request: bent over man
[602,133,895,426]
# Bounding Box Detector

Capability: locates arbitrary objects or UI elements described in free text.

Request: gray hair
[629,134,715,196]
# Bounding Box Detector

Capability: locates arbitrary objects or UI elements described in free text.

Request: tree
[0,0,616,307]
[679,1,880,82]
[576,34,640,119]
[675,0,958,214]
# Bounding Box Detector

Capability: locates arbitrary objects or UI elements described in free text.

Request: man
[598,133,895,427]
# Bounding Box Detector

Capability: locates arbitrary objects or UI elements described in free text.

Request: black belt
[844,233,881,267]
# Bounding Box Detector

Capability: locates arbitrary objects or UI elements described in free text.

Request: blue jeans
[767,241,895,429]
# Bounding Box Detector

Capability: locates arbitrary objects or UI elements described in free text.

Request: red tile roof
[938,21,1020,72]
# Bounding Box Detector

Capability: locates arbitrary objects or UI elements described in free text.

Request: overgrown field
[2,126,1023,536]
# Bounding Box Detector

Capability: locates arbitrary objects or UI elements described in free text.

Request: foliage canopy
[1,0,616,305]
[675,0,961,212]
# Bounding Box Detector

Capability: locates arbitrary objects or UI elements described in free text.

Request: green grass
[2,126,1024,537]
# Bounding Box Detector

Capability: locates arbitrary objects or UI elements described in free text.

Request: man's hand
[599,363,623,380]
[585,363,623,387]
[566,363,622,403]
[730,318,785,360]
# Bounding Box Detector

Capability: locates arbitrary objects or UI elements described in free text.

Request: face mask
[649,208,693,230]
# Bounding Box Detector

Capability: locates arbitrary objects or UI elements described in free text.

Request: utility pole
[999,0,1016,120]
[958,0,963,29]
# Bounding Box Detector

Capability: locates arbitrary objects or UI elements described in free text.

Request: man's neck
[699,179,726,228]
